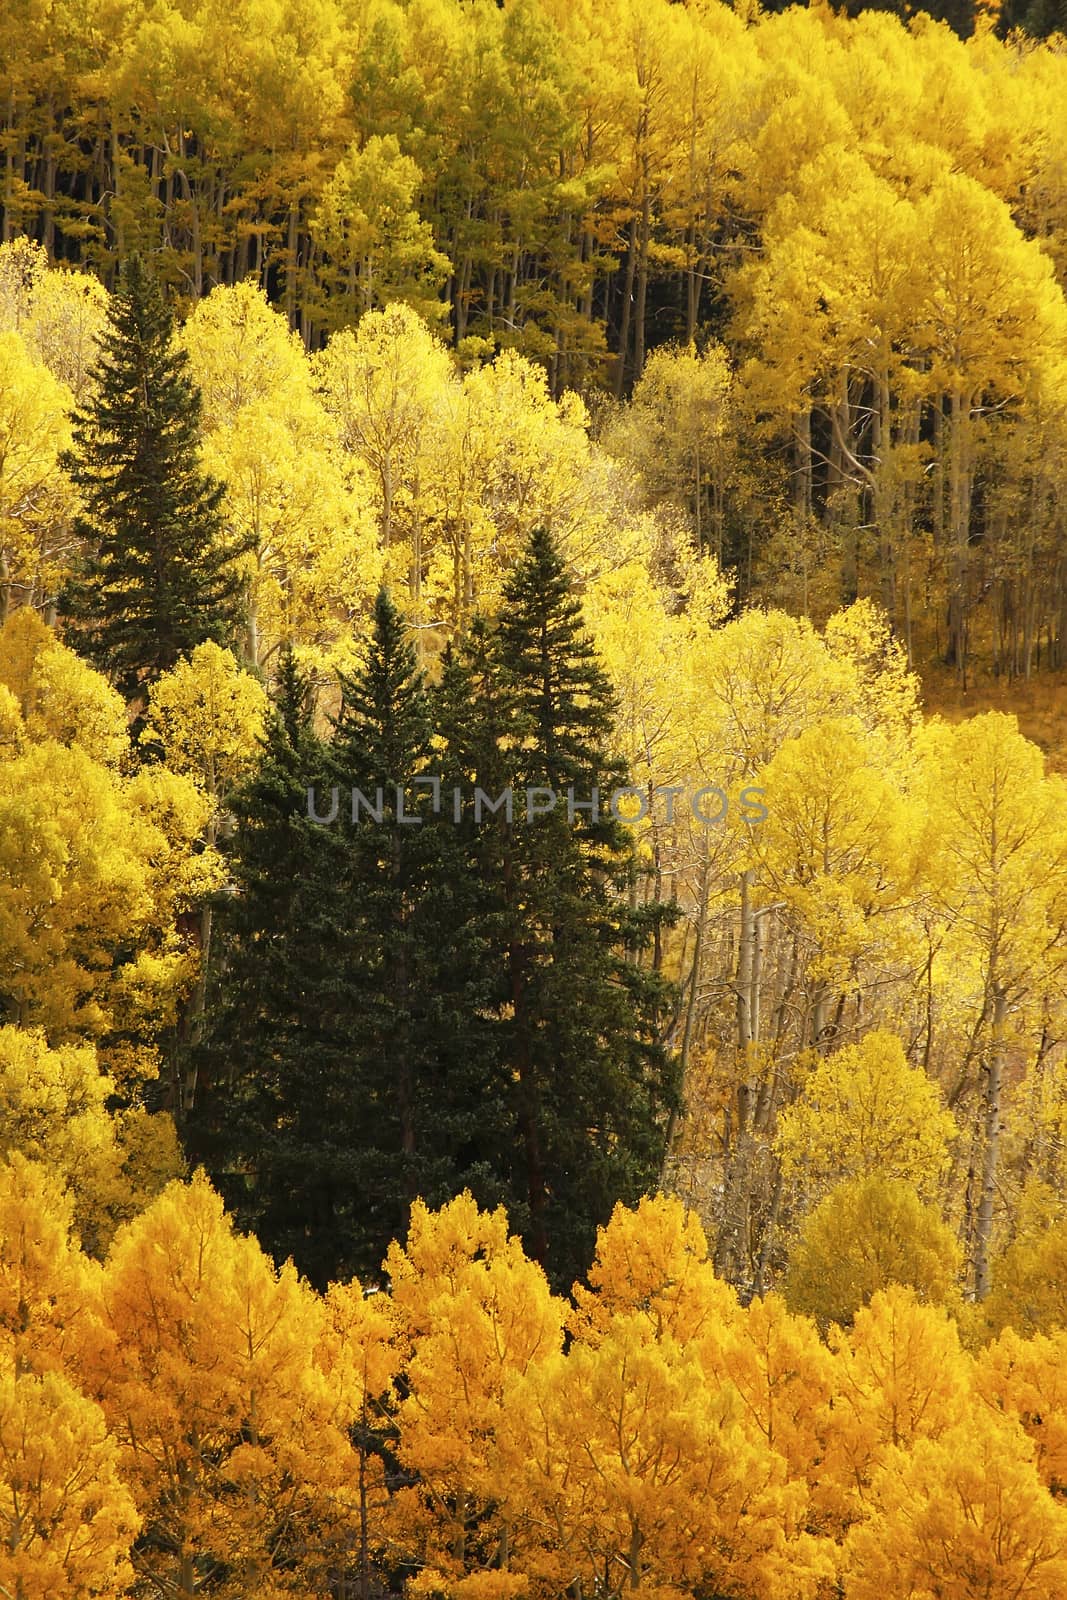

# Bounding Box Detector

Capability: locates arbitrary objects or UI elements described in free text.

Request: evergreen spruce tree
[196,600,511,1288]
[196,555,675,1293]
[432,625,528,1221]
[324,591,511,1279]
[451,529,680,1291]
[186,648,358,1286]
[60,255,248,701]
[322,588,442,1272]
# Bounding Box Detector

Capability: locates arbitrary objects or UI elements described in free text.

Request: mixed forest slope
[2,1,1067,1595]
[7,0,1067,681]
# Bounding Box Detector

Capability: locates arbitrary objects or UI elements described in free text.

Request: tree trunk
[3,87,16,243]
[715,870,759,1284]
[613,215,637,399]
[794,407,813,522]
[633,184,650,384]
[664,834,710,1169]
[974,986,1007,1301]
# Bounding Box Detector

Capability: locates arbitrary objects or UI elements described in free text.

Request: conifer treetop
[61,254,248,702]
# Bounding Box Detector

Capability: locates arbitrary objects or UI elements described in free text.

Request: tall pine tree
[195,553,676,1294]
[61,255,247,702]
[324,590,512,1276]
[197,600,511,1288]
[445,528,680,1291]
[185,648,357,1284]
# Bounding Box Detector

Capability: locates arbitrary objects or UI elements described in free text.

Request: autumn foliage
[0,1181,1063,1599]
[7,1,1067,1585]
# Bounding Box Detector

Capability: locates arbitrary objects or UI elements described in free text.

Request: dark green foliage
[184,648,353,1284]
[197,604,511,1288]
[1002,0,1067,33]
[317,590,512,1280]
[60,255,248,700]
[196,539,678,1295]
[757,0,978,34]
[466,527,680,1290]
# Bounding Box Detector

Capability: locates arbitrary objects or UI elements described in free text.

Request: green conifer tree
[196,556,676,1293]
[455,528,680,1290]
[323,591,511,1279]
[60,255,248,701]
[197,603,512,1287]
[186,648,353,1283]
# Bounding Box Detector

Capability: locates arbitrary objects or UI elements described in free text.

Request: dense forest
[4,0,1067,1595]
[9,0,1067,674]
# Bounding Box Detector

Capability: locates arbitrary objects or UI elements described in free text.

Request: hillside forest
[4,0,1067,1596]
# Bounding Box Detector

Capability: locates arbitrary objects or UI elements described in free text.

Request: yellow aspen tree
[0,1152,100,1381]
[0,607,126,766]
[826,1284,973,1516]
[0,1029,126,1254]
[0,239,108,402]
[317,1279,403,1595]
[976,1327,1067,1499]
[914,173,1067,678]
[673,609,856,1285]
[20,264,108,402]
[88,1171,356,1599]
[775,1030,957,1204]
[311,134,450,323]
[982,1190,1067,1338]
[515,1194,832,1600]
[581,543,732,1012]
[0,328,75,622]
[138,644,264,1126]
[182,281,381,674]
[384,1193,566,1590]
[604,340,736,560]
[844,1408,1067,1600]
[140,642,268,837]
[0,1367,139,1600]
[918,713,1067,1299]
[783,1178,962,1333]
[569,1193,739,1349]
[0,606,219,1073]
[752,719,915,1029]
[0,733,219,1060]
[314,301,451,631]
[709,1292,843,1541]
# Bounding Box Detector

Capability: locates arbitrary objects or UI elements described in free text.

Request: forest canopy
[3,0,1067,1595]
[7,0,1067,672]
